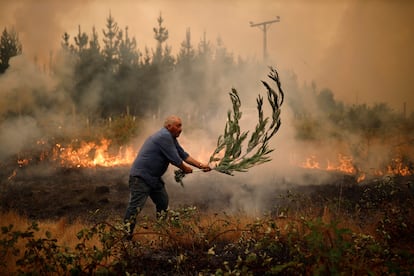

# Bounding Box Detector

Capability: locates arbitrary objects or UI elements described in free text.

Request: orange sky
[1,0,413,112]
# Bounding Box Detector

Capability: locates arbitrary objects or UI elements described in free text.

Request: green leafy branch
[209,66,284,175]
[174,66,284,185]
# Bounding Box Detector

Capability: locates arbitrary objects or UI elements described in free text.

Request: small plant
[1,222,76,275]
[1,196,413,275]
[105,114,140,146]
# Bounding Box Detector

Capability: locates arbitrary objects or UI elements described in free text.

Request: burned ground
[1,163,414,274]
[1,163,413,224]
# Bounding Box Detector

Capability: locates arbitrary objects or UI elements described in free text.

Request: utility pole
[403,101,407,119]
[250,16,280,62]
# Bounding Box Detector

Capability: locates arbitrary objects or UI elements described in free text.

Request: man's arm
[184,156,211,172]
[178,161,193,174]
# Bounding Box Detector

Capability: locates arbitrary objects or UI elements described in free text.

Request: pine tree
[152,13,169,64]
[162,44,175,67]
[118,26,139,69]
[61,32,71,51]
[89,26,100,55]
[177,28,195,66]
[116,26,141,115]
[197,31,212,63]
[142,47,151,66]
[0,27,23,73]
[215,36,233,66]
[102,12,120,72]
[74,25,88,54]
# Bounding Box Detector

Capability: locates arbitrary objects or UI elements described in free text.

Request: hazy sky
[1,0,413,112]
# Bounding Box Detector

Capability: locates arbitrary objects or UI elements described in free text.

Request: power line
[250,16,280,62]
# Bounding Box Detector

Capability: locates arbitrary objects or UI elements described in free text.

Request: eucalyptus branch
[174,66,284,185]
[209,66,284,175]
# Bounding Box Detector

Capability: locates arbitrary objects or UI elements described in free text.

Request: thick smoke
[0,116,40,159]
[0,1,413,216]
[0,54,75,160]
[0,49,409,216]
[1,1,413,111]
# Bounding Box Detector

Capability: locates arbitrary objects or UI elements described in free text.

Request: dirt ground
[1,163,413,225]
[0,163,275,222]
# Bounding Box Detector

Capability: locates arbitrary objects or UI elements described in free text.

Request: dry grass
[2,200,412,275]
[1,211,93,245]
[1,211,101,274]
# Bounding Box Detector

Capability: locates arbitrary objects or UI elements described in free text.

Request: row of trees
[56,13,238,118]
[2,13,239,120]
[1,13,412,141]
[289,82,413,146]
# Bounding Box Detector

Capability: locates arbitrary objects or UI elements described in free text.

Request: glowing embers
[386,157,412,176]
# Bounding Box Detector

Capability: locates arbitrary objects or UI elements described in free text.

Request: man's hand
[199,163,211,172]
[181,163,193,174]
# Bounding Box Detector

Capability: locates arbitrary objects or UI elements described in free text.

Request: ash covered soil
[1,164,414,224]
[0,164,270,222]
[1,165,133,222]
[2,164,414,275]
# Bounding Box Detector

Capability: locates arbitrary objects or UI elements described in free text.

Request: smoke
[0,50,111,161]
[317,0,414,110]
[0,0,92,64]
[0,0,413,216]
[0,54,73,160]
[0,116,41,160]
[1,55,65,112]
[1,0,413,110]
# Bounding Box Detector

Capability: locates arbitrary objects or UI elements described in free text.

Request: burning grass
[1,124,413,274]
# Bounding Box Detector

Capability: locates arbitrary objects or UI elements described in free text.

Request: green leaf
[206,67,285,178]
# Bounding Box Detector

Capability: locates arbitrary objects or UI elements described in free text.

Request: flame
[387,157,412,176]
[301,154,358,175]
[326,154,356,174]
[14,137,414,180]
[299,153,412,182]
[53,139,135,167]
[16,138,136,168]
[17,159,30,167]
[301,155,320,169]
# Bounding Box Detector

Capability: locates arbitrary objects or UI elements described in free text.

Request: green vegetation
[209,67,284,175]
[175,67,284,185]
[1,178,413,275]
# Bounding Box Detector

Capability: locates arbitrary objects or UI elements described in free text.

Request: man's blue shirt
[130,127,189,186]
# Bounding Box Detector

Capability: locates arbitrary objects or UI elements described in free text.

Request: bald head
[164,115,183,138]
[164,115,181,127]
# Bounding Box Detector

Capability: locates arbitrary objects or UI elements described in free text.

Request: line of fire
[5,135,413,183]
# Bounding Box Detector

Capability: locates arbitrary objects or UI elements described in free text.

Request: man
[124,115,211,236]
